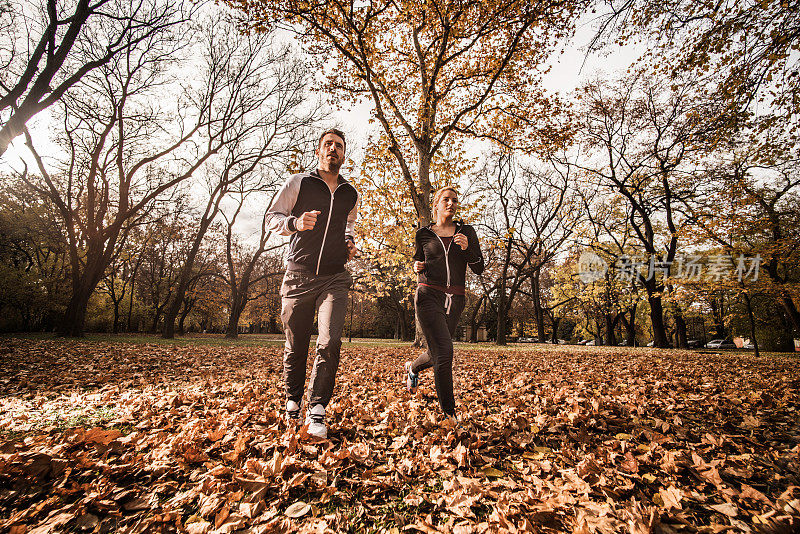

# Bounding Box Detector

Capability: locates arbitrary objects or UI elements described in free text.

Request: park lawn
[2,332,415,349]
[0,337,798,533]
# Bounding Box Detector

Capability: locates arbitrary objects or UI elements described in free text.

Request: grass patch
[3,332,411,349]
[4,332,794,356]
[0,403,128,440]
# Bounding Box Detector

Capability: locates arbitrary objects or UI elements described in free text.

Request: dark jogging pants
[280,269,352,408]
[411,284,465,416]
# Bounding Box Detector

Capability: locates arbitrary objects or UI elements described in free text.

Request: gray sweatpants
[280,269,352,408]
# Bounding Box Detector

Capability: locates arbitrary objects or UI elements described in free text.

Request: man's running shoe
[286,399,301,424]
[305,404,327,439]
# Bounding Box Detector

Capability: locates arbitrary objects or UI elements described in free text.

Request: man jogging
[266,128,358,438]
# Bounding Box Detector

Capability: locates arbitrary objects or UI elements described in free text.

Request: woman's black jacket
[413,222,484,288]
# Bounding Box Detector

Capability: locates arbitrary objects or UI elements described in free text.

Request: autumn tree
[0,0,196,157]
[160,14,321,338]
[217,188,286,339]
[351,143,416,341]
[685,131,800,351]
[565,72,713,347]
[133,203,195,333]
[478,152,581,345]
[352,138,478,341]
[16,4,293,336]
[576,176,659,347]
[226,0,586,226]
[98,229,145,334]
[594,0,799,142]
[0,172,69,330]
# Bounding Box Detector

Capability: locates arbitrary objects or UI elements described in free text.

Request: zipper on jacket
[432,222,463,315]
[434,232,451,287]
[433,222,461,287]
[316,182,343,275]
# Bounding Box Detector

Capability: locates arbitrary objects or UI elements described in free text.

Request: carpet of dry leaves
[0,337,799,534]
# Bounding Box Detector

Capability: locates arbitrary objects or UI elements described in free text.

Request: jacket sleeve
[413,230,425,262]
[265,174,302,236]
[345,190,359,243]
[464,225,484,274]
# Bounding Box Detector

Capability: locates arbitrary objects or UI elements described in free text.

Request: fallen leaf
[481,466,504,478]
[658,486,683,510]
[285,501,310,518]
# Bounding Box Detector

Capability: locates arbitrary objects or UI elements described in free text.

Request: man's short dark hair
[318,128,346,151]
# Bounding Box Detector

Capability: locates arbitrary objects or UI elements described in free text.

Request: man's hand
[453,233,468,251]
[346,240,357,261]
[414,261,426,273]
[296,210,320,231]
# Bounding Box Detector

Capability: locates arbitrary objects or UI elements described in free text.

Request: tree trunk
[163,216,214,338]
[743,292,759,357]
[127,268,136,332]
[648,289,669,348]
[594,319,603,345]
[60,286,92,337]
[468,294,484,343]
[603,313,617,346]
[709,295,725,338]
[59,255,107,336]
[178,300,192,335]
[675,311,688,348]
[551,317,561,344]
[496,290,508,345]
[620,303,637,346]
[225,293,246,339]
[399,303,410,341]
[781,295,800,335]
[112,302,121,334]
[150,309,162,334]
[532,273,545,342]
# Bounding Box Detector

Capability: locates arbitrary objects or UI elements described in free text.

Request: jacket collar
[310,169,347,185]
[424,220,463,232]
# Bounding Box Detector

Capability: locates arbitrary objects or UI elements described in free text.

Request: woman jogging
[405,186,484,421]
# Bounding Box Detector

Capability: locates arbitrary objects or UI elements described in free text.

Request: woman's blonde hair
[432,186,458,220]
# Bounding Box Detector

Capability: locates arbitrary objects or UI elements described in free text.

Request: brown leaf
[739,484,772,506]
[349,442,371,463]
[235,475,268,492]
[708,502,738,517]
[208,427,226,442]
[481,466,503,478]
[285,471,308,489]
[198,494,224,518]
[620,451,639,474]
[266,449,285,476]
[83,427,122,446]
[74,513,99,531]
[310,470,327,487]
[453,442,469,468]
[209,465,232,478]
[214,504,230,528]
[122,497,150,512]
[239,500,265,519]
[658,486,683,511]
[698,466,724,487]
[29,512,74,534]
[186,520,212,534]
[285,501,310,518]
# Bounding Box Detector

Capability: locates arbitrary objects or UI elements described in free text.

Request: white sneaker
[305,404,327,439]
[286,399,301,424]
